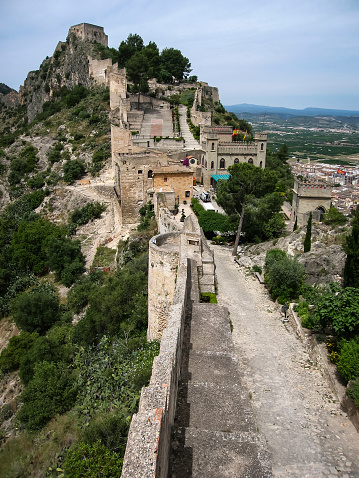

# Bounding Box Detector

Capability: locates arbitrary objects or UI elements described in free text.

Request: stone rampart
[121,257,192,478]
[157,208,182,234]
[147,233,181,341]
[88,57,112,84]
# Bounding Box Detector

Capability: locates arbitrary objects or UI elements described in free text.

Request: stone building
[68,23,108,47]
[113,150,194,225]
[153,165,194,203]
[291,178,332,227]
[199,126,268,189]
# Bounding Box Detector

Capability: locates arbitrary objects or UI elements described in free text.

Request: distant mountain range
[225,103,359,118]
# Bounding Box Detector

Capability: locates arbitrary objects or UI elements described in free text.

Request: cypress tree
[293,216,298,231]
[303,212,312,252]
[343,207,359,287]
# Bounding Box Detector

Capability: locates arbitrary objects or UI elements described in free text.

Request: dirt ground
[212,244,359,478]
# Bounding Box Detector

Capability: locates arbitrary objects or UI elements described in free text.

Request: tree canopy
[216,163,282,252]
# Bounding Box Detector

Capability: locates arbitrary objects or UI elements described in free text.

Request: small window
[234,158,239,164]
[149,193,154,198]
[164,177,167,182]
[261,143,264,151]
[211,161,214,169]
[138,170,143,174]
[220,158,225,169]
[248,158,253,164]
[185,190,190,198]
[211,142,215,150]
[260,161,263,168]
[148,170,153,178]
[205,160,207,169]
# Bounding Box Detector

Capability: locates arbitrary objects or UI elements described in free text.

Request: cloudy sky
[1,0,359,110]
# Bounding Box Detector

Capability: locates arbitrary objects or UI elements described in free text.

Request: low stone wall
[288,304,359,432]
[121,258,192,477]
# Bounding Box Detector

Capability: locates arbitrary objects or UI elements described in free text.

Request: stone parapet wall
[157,209,182,234]
[121,258,192,478]
[147,233,181,341]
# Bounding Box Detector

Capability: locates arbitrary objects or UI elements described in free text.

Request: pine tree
[303,213,312,252]
[343,207,359,287]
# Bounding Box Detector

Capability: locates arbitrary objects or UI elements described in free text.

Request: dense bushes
[312,287,359,337]
[63,159,86,183]
[11,288,61,334]
[191,198,236,236]
[48,237,85,286]
[337,339,359,383]
[264,249,305,303]
[17,361,78,430]
[8,145,38,185]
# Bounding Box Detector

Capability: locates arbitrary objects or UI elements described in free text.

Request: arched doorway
[316,206,325,222]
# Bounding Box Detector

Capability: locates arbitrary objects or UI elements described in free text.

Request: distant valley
[225,104,359,163]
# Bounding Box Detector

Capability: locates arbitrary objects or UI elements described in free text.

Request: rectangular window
[164,177,167,182]
[138,170,143,174]
[185,190,190,198]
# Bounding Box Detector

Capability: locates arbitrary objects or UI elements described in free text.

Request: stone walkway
[168,263,272,477]
[212,245,359,478]
[178,105,201,149]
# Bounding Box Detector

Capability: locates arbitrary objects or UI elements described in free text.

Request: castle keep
[68,23,108,47]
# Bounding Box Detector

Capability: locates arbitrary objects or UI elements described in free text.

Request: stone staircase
[127,110,144,132]
[168,272,272,477]
[178,104,201,150]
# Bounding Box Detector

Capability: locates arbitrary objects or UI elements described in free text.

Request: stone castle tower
[291,178,332,226]
[68,23,108,47]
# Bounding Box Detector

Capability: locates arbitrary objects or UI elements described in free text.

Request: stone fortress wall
[121,211,217,477]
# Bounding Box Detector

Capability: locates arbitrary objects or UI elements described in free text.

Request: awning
[211,174,230,182]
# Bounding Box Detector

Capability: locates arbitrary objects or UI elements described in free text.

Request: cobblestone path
[213,245,359,478]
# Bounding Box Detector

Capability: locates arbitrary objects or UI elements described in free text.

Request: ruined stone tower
[68,23,108,47]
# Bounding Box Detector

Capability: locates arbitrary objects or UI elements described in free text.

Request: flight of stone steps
[178,104,201,150]
[168,271,272,477]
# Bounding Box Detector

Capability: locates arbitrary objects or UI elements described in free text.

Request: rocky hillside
[237,222,348,285]
[20,33,107,121]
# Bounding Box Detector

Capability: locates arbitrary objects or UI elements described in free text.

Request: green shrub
[251,265,262,275]
[63,440,123,477]
[264,249,305,301]
[48,237,85,286]
[17,360,78,430]
[337,339,359,383]
[323,206,347,226]
[63,159,86,183]
[347,378,359,407]
[11,289,61,334]
[81,409,129,454]
[200,293,217,303]
[67,272,104,313]
[0,332,39,374]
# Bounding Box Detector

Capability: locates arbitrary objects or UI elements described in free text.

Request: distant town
[290,159,359,215]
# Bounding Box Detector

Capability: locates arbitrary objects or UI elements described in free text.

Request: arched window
[248,158,253,164]
[148,170,153,178]
[211,142,215,150]
[259,161,263,168]
[234,158,239,164]
[211,161,214,169]
[205,160,208,169]
[220,158,225,169]
[261,143,264,151]
[202,156,204,166]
